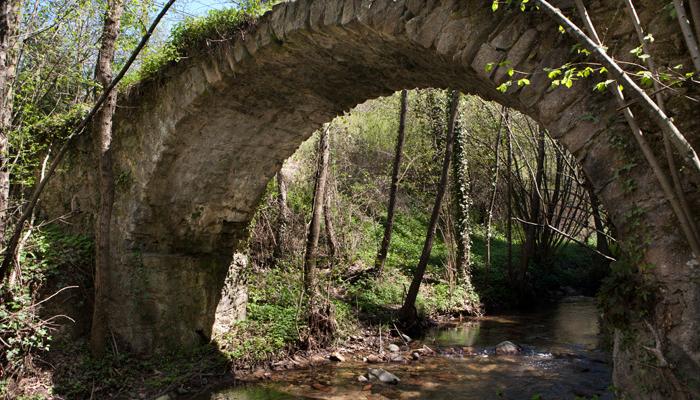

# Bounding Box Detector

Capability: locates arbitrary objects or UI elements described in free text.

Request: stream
[195,297,612,400]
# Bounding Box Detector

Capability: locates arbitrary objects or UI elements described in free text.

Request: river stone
[329,352,345,362]
[495,340,522,355]
[388,343,400,352]
[358,374,368,382]
[368,368,400,384]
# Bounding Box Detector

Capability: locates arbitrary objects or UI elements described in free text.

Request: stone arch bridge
[46,0,698,396]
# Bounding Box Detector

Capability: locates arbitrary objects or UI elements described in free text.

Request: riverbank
[10,297,611,400]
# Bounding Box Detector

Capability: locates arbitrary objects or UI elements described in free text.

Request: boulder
[368,368,400,384]
[365,354,382,363]
[495,340,522,355]
[387,343,400,352]
[329,352,345,362]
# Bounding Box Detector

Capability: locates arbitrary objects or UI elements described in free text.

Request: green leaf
[517,78,530,87]
[485,62,495,72]
[507,68,515,77]
[593,79,615,92]
[492,1,499,11]
[496,81,511,93]
[547,69,562,79]
[564,78,573,88]
[558,25,566,34]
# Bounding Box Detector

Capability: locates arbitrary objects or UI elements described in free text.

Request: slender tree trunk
[505,120,514,284]
[689,0,700,42]
[324,173,338,261]
[400,90,460,325]
[0,0,21,249]
[374,89,408,276]
[90,0,125,357]
[587,183,610,257]
[303,125,335,346]
[452,115,473,286]
[519,127,545,287]
[485,112,503,270]
[274,170,288,262]
[674,0,700,72]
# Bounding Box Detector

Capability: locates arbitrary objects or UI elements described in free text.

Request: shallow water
[195,297,612,400]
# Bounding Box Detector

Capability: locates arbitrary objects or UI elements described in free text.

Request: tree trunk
[519,127,545,289]
[485,111,503,270]
[690,0,700,43]
[586,182,610,257]
[0,0,21,249]
[400,90,459,326]
[273,170,288,262]
[452,113,472,286]
[90,0,125,357]
[303,125,335,347]
[505,119,514,284]
[674,0,700,72]
[374,89,408,276]
[324,171,338,261]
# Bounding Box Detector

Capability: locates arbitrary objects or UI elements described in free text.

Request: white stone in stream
[329,352,345,362]
[495,340,522,355]
[368,368,400,384]
[358,375,369,382]
[401,334,412,343]
[388,343,400,352]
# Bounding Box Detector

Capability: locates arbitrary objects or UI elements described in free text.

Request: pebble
[388,343,400,352]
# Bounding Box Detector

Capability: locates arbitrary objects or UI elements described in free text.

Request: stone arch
[51,0,697,395]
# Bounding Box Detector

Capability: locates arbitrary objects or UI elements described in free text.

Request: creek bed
[194,297,612,400]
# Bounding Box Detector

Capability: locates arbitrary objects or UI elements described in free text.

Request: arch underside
[54,0,697,395]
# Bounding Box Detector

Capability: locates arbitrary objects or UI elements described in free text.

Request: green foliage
[1,226,93,384]
[122,1,280,85]
[48,342,228,398]
[9,104,89,186]
[218,268,301,363]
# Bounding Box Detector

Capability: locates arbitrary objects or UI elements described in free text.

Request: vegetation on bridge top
[121,1,282,87]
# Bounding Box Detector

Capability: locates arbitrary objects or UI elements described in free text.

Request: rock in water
[365,354,382,363]
[329,352,345,362]
[368,368,400,384]
[495,340,522,355]
[387,343,400,352]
